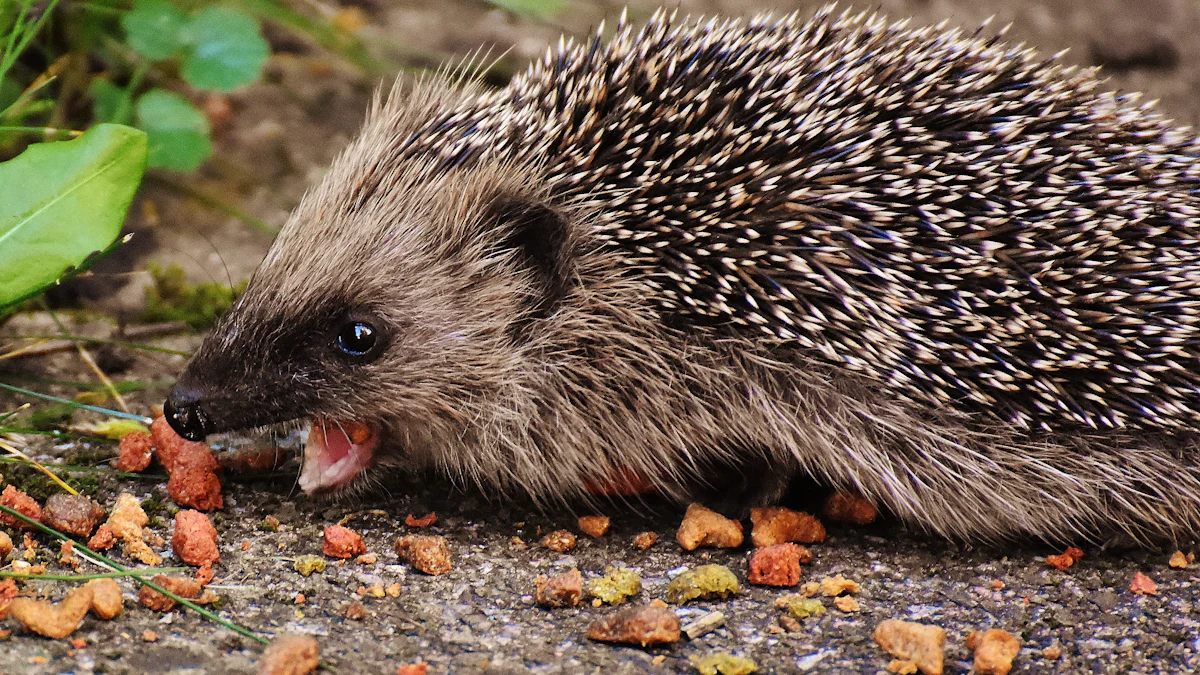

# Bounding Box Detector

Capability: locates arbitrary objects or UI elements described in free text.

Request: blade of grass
[0,456,164,480]
[0,567,187,580]
[0,382,152,423]
[0,503,271,647]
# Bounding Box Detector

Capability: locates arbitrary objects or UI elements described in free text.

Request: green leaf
[0,124,147,310]
[120,0,190,61]
[90,78,128,124]
[180,6,269,92]
[134,88,211,171]
[485,0,567,20]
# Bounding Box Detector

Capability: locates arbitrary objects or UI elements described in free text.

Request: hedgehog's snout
[164,382,216,441]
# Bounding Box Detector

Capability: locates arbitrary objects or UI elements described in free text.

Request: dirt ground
[3,0,1200,673]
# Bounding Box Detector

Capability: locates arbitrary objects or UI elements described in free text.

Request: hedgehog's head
[164,132,577,494]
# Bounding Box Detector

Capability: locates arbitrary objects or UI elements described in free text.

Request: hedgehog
[163,6,1200,542]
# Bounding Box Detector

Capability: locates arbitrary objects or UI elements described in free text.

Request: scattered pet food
[967,628,1020,675]
[873,619,945,675]
[535,569,583,608]
[294,555,326,577]
[0,485,42,530]
[114,431,154,473]
[578,515,611,538]
[257,633,320,675]
[834,595,861,612]
[1168,550,1193,569]
[0,531,11,559]
[775,594,825,619]
[750,507,825,546]
[584,567,642,605]
[1045,547,1084,571]
[540,529,577,553]
[748,543,809,586]
[152,416,224,511]
[667,564,738,604]
[395,535,452,575]
[819,575,860,597]
[587,604,680,647]
[42,494,106,538]
[138,575,217,612]
[405,512,437,528]
[822,491,878,525]
[1129,571,1158,596]
[677,503,744,551]
[105,493,161,565]
[173,510,220,566]
[322,525,366,559]
[632,531,658,550]
[692,653,758,675]
[8,579,122,639]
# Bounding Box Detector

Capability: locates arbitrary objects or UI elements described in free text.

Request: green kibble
[259,515,281,532]
[692,653,759,675]
[666,564,738,604]
[787,598,825,619]
[584,567,642,605]
[294,555,327,576]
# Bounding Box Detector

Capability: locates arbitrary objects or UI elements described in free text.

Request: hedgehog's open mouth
[297,417,380,494]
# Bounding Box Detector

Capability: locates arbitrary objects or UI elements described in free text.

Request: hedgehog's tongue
[298,417,378,494]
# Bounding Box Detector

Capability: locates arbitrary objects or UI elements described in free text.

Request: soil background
[3,1,1200,674]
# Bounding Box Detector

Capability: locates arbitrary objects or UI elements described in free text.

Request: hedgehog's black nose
[164,385,214,441]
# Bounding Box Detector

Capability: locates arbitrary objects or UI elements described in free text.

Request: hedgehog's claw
[298,417,379,493]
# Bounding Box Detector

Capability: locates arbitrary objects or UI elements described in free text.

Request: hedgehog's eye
[335,321,378,358]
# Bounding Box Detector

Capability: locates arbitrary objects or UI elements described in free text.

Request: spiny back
[384,7,1200,436]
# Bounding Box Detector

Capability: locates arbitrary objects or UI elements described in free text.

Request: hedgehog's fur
[167,6,1200,542]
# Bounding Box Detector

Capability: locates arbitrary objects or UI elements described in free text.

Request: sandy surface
[2,1,1200,673]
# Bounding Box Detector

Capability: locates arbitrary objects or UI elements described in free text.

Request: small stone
[681,610,725,639]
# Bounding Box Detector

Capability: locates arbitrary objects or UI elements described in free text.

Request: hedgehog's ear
[491,198,575,324]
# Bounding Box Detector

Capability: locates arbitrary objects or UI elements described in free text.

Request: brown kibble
[142,630,158,642]
[1041,643,1062,660]
[835,595,861,612]
[115,431,154,473]
[357,552,378,565]
[587,604,680,647]
[750,507,825,546]
[1168,550,1193,569]
[1129,571,1158,595]
[822,490,878,525]
[540,529,577,553]
[0,485,42,529]
[85,579,123,620]
[748,543,808,586]
[43,494,107,538]
[578,515,610,538]
[405,512,437,528]
[341,602,367,620]
[395,535,451,575]
[887,660,918,674]
[322,525,366,559]
[967,628,1020,675]
[59,540,78,568]
[87,525,115,551]
[535,569,583,608]
[778,614,802,632]
[0,578,17,620]
[632,531,658,550]
[258,633,319,675]
[677,503,744,551]
[173,510,220,566]
[820,574,860,597]
[167,465,224,512]
[873,619,945,675]
[9,586,94,638]
[395,664,428,675]
[105,494,161,566]
[138,575,215,612]
[0,530,11,559]
[1045,546,1084,571]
